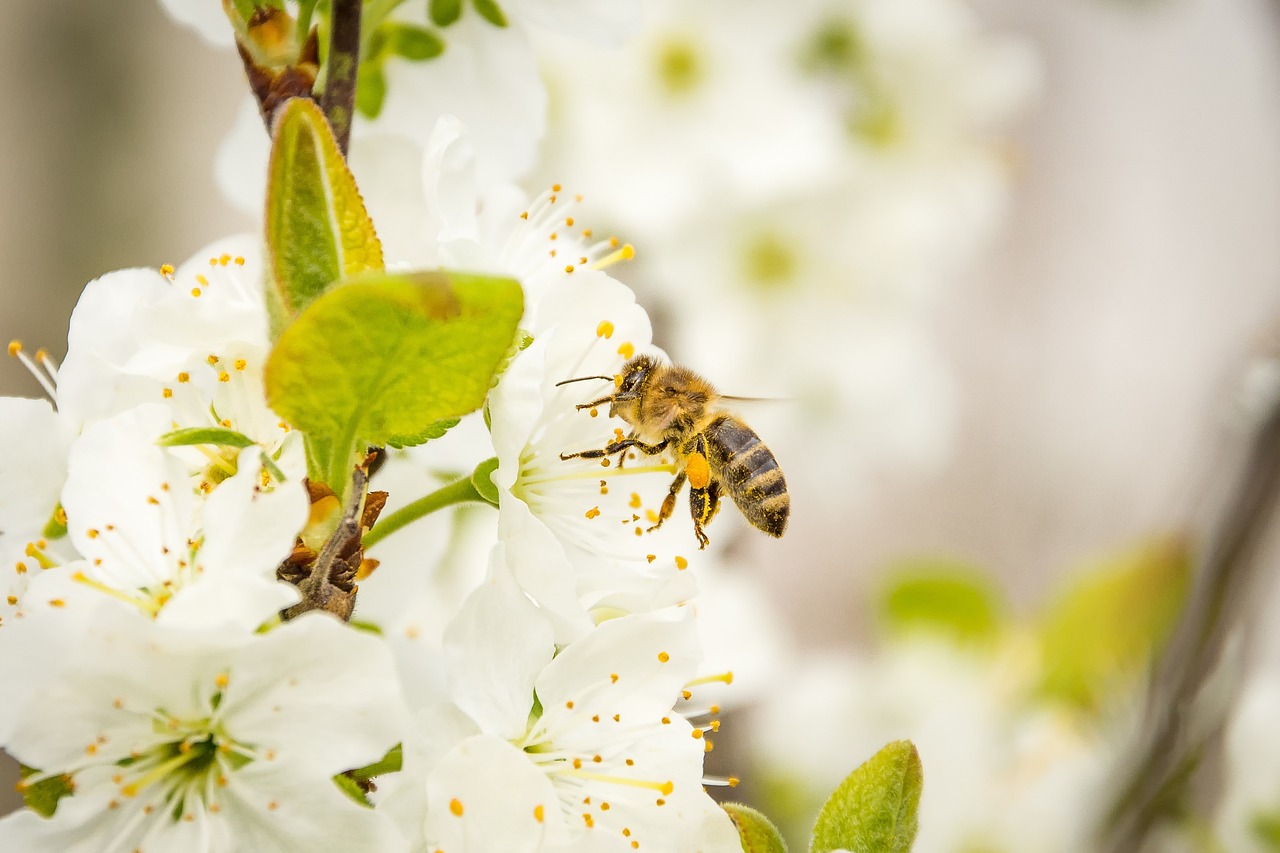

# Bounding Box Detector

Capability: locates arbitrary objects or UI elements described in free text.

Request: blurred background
[3,0,1280,849]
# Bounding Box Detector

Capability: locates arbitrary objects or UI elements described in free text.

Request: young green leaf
[1036,535,1191,712]
[265,98,384,336]
[810,740,923,853]
[875,558,1007,646]
[471,0,509,27]
[724,802,789,853]
[264,271,523,492]
[385,22,446,60]
[430,0,463,27]
[356,62,388,119]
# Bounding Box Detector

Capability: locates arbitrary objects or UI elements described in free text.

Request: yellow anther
[7,340,21,357]
[177,372,190,383]
[159,264,175,277]
[658,651,670,663]
[233,359,247,371]
[449,798,464,817]
[585,507,602,519]
[675,556,688,570]
[618,342,635,359]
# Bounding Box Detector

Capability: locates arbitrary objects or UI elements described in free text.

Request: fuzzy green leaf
[20,766,75,818]
[332,771,373,807]
[810,740,923,853]
[156,427,256,450]
[386,22,445,60]
[471,0,508,27]
[350,744,403,780]
[429,0,462,27]
[264,271,523,493]
[1037,535,1191,712]
[725,802,789,853]
[876,558,1006,646]
[265,98,384,336]
[470,456,500,506]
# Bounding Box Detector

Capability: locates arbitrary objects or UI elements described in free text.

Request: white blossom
[0,605,408,852]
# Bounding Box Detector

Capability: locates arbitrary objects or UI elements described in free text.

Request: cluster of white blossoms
[0,111,746,848]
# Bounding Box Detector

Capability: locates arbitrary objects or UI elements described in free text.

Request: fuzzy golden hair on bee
[559,355,789,549]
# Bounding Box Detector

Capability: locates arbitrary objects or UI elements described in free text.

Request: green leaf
[265,98,384,336]
[470,456,500,506]
[20,766,75,818]
[156,427,256,450]
[385,22,446,60]
[385,416,459,450]
[1036,535,1191,712]
[349,744,403,780]
[264,271,523,493]
[810,740,923,853]
[429,0,462,27]
[471,0,508,27]
[876,558,1006,646]
[356,62,388,119]
[724,802,789,853]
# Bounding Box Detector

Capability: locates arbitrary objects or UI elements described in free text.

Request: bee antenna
[554,374,615,387]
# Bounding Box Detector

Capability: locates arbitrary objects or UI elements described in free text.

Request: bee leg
[574,394,617,411]
[688,483,716,550]
[647,471,687,533]
[560,437,668,464]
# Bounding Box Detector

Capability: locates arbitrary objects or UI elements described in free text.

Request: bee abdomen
[707,417,789,537]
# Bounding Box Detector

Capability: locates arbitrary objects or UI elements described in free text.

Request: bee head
[609,354,656,418]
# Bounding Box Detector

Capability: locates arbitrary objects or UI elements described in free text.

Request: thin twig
[320,0,363,155]
[1098,357,1280,852]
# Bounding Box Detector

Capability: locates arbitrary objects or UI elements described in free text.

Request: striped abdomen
[704,414,789,537]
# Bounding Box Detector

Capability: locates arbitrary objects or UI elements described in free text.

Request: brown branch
[319,0,363,155]
[1097,358,1280,852]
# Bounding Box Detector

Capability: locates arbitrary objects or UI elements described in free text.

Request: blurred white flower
[0,606,408,852]
[1215,675,1280,853]
[751,639,1111,853]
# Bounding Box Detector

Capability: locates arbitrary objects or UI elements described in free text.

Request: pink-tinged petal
[424,735,568,853]
[443,548,554,740]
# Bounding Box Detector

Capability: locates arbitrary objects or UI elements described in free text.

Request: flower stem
[363,476,490,550]
[320,0,362,155]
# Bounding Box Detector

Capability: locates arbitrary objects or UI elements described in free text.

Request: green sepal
[470,457,500,507]
[332,771,373,807]
[1036,535,1191,712]
[429,0,463,27]
[385,22,446,60]
[20,766,75,818]
[724,802,789,853]
[809,740,923,853]
[265,98,385,338]
[156,427,256,450]
[42,503,67,541]
[264,270,523,495]
[875,558,1006,646]
[471,0,508,27]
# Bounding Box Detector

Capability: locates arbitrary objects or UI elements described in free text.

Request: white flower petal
[424,735,568,852]
[443,547,555,740]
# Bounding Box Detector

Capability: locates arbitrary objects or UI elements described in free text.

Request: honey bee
[558,355,789,549]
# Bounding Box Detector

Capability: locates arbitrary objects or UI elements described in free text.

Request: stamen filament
[72,571,163,617]
[558,769,674,796]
